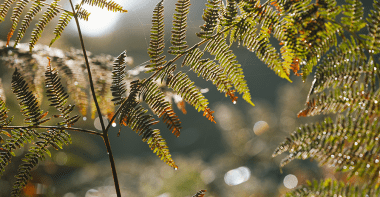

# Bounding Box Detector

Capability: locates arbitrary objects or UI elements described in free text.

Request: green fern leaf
[50,11,73,47]
[11,129,71,196]
[197,0,221,39]
[365,0,380,54]
[342,0,366,32]
[0,0,15,22]
[14,0,44,47]
[45,58,80,126]
[7,0,29,45]
[0,129,36,176]
[29,0,60,51]
[146,0,166,73]
[286,179,380,197]
[12,68,50,126]
[120,104,177,169]
[184,49,231,94]
[142,79,182,137]
[81,0,127,13]
[168,0,190,55]
[205,34,254,105]
[75,6,90,21]
[111,51,128,105]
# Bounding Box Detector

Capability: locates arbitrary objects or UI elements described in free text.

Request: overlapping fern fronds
[12,68,50,126]
[45,58,80,126]
[0,0,127,50]
[11,129,71,197]
[286,179,380,197]
[274,0,380,195]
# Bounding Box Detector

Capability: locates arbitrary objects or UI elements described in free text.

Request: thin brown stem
[68,0,106,133]
[68,1,121,196]
[0,126,102,136]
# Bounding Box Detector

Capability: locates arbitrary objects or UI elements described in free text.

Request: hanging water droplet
[233,100,237,104]
[174,166,178,170]
[107,152,109,155]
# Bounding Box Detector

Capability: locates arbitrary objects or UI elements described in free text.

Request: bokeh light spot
[224,166,251,186]
[283,174,298,189]
[94,116,109,131]
[55,152,68,166]
[253,121,269,135]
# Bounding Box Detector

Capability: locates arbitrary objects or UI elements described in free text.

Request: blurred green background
[0,0,373,196]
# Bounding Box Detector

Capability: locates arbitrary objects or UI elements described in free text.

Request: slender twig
[68,1,121,196]
[68,0,106,133]
[0,126,103,136]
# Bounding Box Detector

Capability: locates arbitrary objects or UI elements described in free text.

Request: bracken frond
[12,68,50,126]
[0,129,35,176]
[14,0,44,47]
[0,0,15,23]
[111,51,128,105]
[168,0,190,55]
[120,104,177,169]
[45,57,80,126]
[197,0,221,39]
[6,0,29,46]
[285,179,380,197]
[11,129,71,197]
[146,0,166,73]
[167,72,216,122]
[205,34,254,105]
[50,11,73,47]
[141,79,181,137]
[29,0,60,51]
[81,0,127,13]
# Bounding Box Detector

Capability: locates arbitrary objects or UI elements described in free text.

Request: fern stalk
[68,0,121,196]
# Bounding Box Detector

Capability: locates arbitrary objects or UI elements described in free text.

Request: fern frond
[14,0,44,47]
[341,0,366,33]
[167,72,216,123]
[0,0,15,22]
[142,80,181,137]
[11,129,71,196]
[50,11,73,47]
[120,105,177,169]
[205,34,254,105]
[365,0,380,54]
[146,0,166,73]
[12,68,50,126]
[168,0,190,55]
[286,179,380,197]
[192,190,207,197]
[75,6,90,21]
[111,51,128,105]
[221,0,237,27]
[274,108,380,186]
[81,0,127,13]
[29,0,60,51]
[0,98,11,127]
[183,48,232,96]
[45,58,80,126]
[0,129,35,176]
[197,0,221,39]
[7,0,29,46]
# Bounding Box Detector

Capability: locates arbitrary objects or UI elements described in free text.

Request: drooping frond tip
[12,68,50,126]
[45,57,80,126]
[192,190,207,197]
[11,129,71,196]
[146,0,166,72]
[82,0,127,13]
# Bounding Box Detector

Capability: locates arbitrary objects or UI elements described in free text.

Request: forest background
[0,0,374,196]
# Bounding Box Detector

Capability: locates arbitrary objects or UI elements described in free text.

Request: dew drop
[233,100,237,104]
[174,166,178,170]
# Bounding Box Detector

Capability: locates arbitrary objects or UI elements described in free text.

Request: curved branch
[0,125,102,136]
